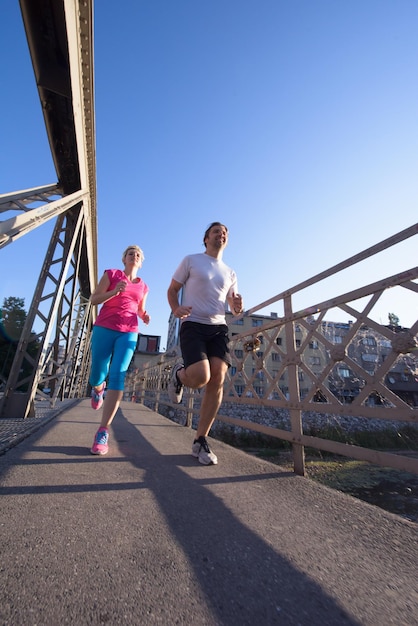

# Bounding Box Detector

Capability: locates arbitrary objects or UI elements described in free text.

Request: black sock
[176,367,184,385]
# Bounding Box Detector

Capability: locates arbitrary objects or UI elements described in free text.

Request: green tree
[1,297,27,341]
[0,297,40,388]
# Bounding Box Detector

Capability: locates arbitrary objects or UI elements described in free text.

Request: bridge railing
[124,222,418,476]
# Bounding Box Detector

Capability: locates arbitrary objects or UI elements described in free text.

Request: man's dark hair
[203,222,228,248]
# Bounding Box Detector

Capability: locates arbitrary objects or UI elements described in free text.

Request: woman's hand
[114,280,127,296]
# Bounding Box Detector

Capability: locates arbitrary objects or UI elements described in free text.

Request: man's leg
[196,357,228,438]
[177,359,210,389]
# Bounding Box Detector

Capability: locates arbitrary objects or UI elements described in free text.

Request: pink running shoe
[91,382,106,410]
[90,428,109,455]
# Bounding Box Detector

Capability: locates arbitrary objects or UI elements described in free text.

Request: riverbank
[253,449,418,524]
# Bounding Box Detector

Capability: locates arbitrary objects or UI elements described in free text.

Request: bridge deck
[0,400,416,625]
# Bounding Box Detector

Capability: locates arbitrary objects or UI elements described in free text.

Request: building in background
[226,312,418,407]
[131,333,162,372]
[146,310,418,407]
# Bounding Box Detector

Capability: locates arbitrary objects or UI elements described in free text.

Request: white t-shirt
[172,253,238,325]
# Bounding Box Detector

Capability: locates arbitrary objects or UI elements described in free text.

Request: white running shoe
[192,437,218,465]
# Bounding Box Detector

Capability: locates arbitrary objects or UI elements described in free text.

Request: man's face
[206,224,228,249]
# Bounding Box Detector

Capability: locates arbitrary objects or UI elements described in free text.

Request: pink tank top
[94,269,149,333]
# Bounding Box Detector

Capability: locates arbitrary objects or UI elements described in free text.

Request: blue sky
[1,1,417,348]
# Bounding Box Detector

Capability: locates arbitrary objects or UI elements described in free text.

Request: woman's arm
[138,292,150,324]
[90,271,126,306]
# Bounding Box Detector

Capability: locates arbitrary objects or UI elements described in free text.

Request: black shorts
[180,321,231,368]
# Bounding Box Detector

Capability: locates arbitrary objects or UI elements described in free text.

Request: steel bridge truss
[0,0,96,418]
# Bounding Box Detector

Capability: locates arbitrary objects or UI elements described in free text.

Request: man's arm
[167,279,192,319]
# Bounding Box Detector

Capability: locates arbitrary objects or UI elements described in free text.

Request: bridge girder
[0,0,97,417]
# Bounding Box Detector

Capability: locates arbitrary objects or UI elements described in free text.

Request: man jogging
[167,222,243,465]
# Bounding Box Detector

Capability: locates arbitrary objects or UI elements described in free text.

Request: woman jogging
[89,244,150,455]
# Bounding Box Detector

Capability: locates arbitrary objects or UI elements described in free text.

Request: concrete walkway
[0,400,417,625]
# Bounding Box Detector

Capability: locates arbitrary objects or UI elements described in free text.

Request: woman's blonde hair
[122,245,144,264]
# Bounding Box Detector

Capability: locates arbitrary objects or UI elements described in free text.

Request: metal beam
[0,1,97,418]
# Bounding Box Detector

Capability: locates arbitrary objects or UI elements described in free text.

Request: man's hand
[232,293,243,315]
[174,306,192,319]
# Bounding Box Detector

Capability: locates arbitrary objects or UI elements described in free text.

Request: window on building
[362,337,377,346]
[338,367,350,378]
[234,385,244,396]
[334,336,343,344]
[272,352,281,362]
[234,349,243,358]
[362,353,379,363]
[309,341,319,349]
[232,318,244,325]
[276,337,282,346]
[137,335,159,352]
[252,319,263,327]
[295,339,301,347]
[309,356,321,365]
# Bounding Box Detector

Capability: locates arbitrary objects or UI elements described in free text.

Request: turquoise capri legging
[89,326,138,391]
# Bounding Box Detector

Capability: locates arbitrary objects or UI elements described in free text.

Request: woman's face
[124,248,142,267]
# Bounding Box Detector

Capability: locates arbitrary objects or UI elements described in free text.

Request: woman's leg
[99,389,124,429]
[99,332,137,429]
[89,326,113,388]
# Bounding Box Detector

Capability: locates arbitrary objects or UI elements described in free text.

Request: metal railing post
[284,294,305,476]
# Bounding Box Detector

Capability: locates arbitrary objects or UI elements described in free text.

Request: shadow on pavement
[109,407,360,626]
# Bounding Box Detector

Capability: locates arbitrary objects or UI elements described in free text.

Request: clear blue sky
[1,1,417,348]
